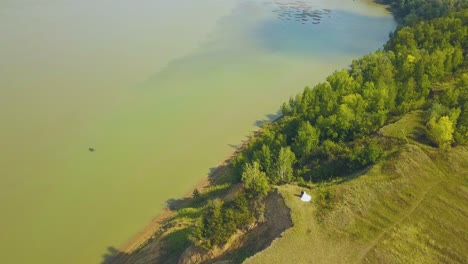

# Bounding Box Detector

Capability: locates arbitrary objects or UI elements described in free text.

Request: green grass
[380,110,425,142]
[246,113,468,264]
[157,227,192,264]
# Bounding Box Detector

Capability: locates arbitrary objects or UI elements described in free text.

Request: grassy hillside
[245,114,468,264]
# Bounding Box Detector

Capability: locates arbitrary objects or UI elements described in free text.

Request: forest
[190,0,468,249]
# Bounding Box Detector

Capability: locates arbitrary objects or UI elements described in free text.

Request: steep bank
[106,187,293,264]
[178,189,293,264]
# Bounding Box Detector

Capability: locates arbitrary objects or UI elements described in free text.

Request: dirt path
[358,179,442,262]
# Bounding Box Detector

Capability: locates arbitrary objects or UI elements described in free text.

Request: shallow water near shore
[0,0,395,263]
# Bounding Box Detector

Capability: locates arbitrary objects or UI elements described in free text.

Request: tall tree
[292,121,320,159]
[273,147,296,184]
[241,162,270,198]
[253,144,272,174]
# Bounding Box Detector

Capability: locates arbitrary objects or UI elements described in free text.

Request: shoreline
[108,2,399,262]
[111,120,276,262]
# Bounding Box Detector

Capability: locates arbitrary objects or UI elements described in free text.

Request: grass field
[245,114,468,264]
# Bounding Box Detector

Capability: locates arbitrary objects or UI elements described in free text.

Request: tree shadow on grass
[157,227,192,264]
[411,126,434,146]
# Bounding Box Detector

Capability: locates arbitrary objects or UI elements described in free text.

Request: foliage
[381,0,468,24]
[426,116,455,148]
[272,147,296,184]
[315,185,333,213]
[192,194,255,250]
[292,121,320,159]
[158,228,192,262]
[192,189,201,200]
[242,162,270,198]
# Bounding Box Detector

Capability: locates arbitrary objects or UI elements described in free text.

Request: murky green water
[0,0,395,263]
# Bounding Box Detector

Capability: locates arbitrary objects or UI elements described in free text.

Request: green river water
[0,0,395,263]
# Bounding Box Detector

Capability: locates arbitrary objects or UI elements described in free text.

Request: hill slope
[245,141,468,263]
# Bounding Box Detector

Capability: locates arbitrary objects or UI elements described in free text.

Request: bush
[426,115,454,148]
[192,193,255,249]
[315,185,334,215]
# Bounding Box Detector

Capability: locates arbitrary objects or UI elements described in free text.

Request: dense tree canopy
[381,0,468,24]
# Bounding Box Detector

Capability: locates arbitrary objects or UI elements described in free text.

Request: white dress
[300,192,311,202]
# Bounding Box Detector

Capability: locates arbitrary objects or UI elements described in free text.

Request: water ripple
[271,0,332,25]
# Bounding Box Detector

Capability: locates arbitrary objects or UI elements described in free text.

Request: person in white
[300,190,311,202]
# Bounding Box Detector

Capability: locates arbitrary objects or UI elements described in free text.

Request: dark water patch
[101,247,122,264]
[254,8,396,57]
[271,0,330,25]
[253,111,282,128]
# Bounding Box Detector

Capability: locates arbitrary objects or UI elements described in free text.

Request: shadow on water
[228,143,239,150]
[254,110,282,128]
[166,197,192,210]
[101,247,128,264]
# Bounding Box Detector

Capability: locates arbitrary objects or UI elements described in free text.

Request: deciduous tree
[241,162,270,198]
[427,115,454,148]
